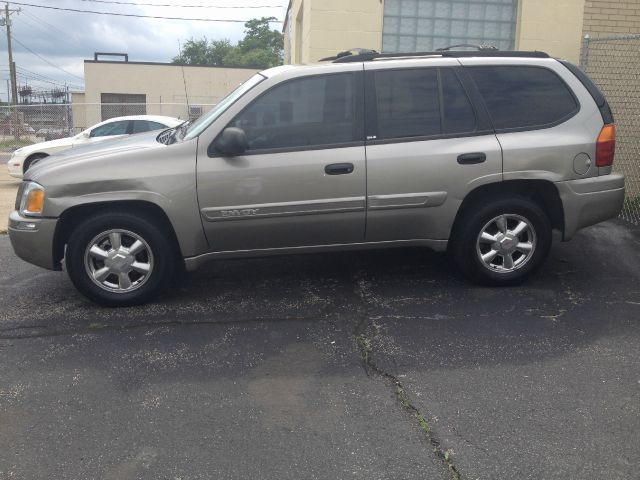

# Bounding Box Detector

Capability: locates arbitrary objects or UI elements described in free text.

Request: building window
[382,0,518,53]
[100,93,146,121]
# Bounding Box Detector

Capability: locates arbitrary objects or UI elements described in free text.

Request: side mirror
[213,127,248,156]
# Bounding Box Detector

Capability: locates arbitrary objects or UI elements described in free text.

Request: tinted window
[374,68,440,139]
[441,68,476,134]
[230,73,356,151]
[469,66,578,130]
[90,120,130,137]
[132,120,166,134]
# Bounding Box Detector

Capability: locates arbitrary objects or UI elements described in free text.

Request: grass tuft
[0,138,34,150]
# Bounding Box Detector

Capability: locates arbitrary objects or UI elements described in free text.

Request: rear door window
[468,66,578,131]
[441,68,477,134]
[371,67,477,141]
[374,68,440,139]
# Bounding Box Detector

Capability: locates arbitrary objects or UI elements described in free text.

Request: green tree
[172,17,283,69]
[208,39,235,65]
[232,17,284,68]
[173,38,233,65]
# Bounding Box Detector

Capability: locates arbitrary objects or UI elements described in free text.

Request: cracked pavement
[1,220,639,479]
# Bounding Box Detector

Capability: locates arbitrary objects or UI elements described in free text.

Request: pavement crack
[351,272,462,480]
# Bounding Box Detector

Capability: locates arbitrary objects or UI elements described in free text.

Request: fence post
[580,34,590,70]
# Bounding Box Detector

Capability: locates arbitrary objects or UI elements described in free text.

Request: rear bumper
[556,173,625,240]
[8,210,59,270]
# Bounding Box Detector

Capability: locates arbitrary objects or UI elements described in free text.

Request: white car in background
[7,115,183,178]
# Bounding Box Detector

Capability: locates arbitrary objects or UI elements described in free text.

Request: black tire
[450,196,552,286]
[23,153,48,173]
[65,212,175,306]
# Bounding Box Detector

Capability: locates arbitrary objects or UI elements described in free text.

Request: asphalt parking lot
[0,219,638,479]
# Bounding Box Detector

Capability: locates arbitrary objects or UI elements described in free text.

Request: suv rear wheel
[65,212,175,306]
[451,197,552,286]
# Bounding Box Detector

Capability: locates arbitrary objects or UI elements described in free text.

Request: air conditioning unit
[188,106,203,119]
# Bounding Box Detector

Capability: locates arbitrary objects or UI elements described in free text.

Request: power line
[0,67,82,89]
[79,0,285,8]
[14,72,81,90]
[14,66,83,89]
[14,74,72,89]
[18,76,66,88]
[7,2,284,22]
[21,10,88,52]
[17,13,87,57]
[10,34,85,80]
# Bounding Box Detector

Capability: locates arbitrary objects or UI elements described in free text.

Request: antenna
[177,40,190,118]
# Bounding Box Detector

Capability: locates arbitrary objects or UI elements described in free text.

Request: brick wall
[582,1,640,35]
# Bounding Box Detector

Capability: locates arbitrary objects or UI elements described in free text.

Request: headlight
[19,181,45,216]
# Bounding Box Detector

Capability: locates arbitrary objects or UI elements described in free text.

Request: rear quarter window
[468,66,579,131]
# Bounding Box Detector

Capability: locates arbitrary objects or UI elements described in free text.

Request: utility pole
[2,2,21,138]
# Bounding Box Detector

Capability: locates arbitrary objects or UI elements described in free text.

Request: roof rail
[319,48,378,62]
[436,43,498,51]
[325,49,550,63]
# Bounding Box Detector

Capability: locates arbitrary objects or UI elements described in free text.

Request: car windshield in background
[183,73,265,140]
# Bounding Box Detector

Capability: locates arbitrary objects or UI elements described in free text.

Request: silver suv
[8,50,625,306]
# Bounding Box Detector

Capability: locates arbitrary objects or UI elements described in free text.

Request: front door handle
[457,152,486,165]
[325,163,354,175]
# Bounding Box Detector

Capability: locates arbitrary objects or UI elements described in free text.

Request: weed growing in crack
[395,382,410,407]
[355,334,372,366]
[417,413,430,434]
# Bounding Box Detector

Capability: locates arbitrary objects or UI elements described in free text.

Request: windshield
[183,73,265,140]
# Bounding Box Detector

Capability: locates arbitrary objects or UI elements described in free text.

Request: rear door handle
[325,163,354,175]
[457,152,486,165]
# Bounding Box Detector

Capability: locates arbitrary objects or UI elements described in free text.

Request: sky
[0,0,288,101]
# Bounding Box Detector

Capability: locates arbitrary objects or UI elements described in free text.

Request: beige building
[283,0,640,65]
[72,57,258,130]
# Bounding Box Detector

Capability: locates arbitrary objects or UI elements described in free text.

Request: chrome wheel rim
[476,214,537,273]
[84,229,154,293]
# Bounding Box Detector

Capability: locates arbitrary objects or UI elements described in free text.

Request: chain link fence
[0,102,214,152]
[580,34,640,225]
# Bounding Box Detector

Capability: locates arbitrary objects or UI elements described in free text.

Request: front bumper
[8,210,59,270]
[556,173,625,240]
[6,156,24,179]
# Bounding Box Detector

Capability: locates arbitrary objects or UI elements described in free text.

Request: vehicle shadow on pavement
[1,220,638,376]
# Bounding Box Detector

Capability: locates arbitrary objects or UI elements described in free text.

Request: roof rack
[322,48,549,63]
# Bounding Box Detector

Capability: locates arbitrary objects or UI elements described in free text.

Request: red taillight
[596,124,616,167]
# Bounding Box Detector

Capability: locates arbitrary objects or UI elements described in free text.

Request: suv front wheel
[65,212,175,306]
[451,197,552,286]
